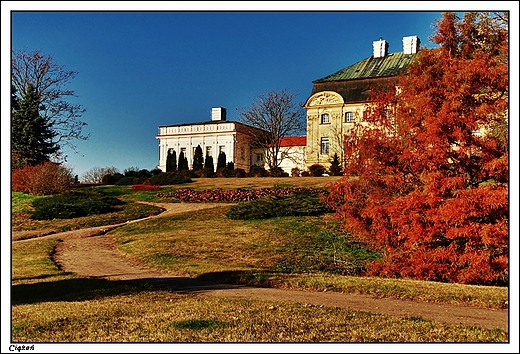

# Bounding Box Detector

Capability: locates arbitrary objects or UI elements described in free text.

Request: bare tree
[238,89,306,169]
[12,49,88,160]
[81,166,120,184]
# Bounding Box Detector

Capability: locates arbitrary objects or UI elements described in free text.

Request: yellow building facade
[304,36,421,169]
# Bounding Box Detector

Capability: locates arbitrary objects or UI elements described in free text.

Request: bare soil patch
[15,202,508,331]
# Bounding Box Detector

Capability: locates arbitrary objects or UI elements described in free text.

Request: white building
[156,108,265,172]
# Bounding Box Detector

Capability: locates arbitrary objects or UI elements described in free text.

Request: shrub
[12,162,74,195]
[248,165,268,177]
[309,164,326,177]
[291,167,301,177]
[269,166,288,177]
[12,164,38,193]
[233,168,247,178]
[132,182,161,191]
[31,203,86,220]
[198,167,215,178]
[226,192,332,220]
[148,172,192,185]
[30,190,123,220]
[301,171,311,177]
[115,176,138,185]
[216,167,234,178]
[101,172,124,184]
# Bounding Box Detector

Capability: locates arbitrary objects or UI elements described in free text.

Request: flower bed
[156,187,325,203]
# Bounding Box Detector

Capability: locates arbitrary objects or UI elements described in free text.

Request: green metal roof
[314,52,418,83]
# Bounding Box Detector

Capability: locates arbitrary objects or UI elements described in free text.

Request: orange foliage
[325,12,508,285]
[12,161,74,195]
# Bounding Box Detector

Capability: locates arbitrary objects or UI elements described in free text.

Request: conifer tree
[216,151,227,171]
[204,154,214,172]
[12,84,59,166]
[166,149,177,172]
[328,153,343,176]
[178,151,189,171]
[193,145,204,171]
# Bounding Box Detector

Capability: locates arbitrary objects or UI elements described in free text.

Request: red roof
[279,136,306,147]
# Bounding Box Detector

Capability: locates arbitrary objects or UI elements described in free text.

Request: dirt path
[15,202,508,332]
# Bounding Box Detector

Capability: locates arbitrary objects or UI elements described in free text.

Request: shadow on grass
[11,270,269,305]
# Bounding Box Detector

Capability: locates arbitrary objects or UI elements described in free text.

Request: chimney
[402,36,420,54]
[373,38,389,58]
[211,107,227,121]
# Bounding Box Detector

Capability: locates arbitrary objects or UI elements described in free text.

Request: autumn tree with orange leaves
[325,12,508,285]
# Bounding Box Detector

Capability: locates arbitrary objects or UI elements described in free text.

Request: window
[363,110,372,122]
[256,154,263,162]
[219,145,226,153]
[321,113,330,124]
[320,137,329,155]
[206,146,212,156]
[344,111,354,123]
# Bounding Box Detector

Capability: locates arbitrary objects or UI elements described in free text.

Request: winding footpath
[13,202,508,332]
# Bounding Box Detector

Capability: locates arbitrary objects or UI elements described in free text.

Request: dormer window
[321,113,330,124]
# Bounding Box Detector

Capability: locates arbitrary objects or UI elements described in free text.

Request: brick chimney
[402,36,420,54]
[373,38,389,58]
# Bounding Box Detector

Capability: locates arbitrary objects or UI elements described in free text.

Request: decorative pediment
[306,91,344,107]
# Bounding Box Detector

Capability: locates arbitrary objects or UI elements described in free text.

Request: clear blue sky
[4,3,518,180]
[7,6,447,178]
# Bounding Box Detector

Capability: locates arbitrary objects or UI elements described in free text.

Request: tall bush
[12,161,74,195]
[192,145,204,171]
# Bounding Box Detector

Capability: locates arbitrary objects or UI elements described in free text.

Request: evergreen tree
[204,154,214,172]
[12,84,59,166]
[166,149,177,172]
[178,151,189,171]
[216,151,227,171]
[193,145,204,171]
[328,153,343,176]
[12,50,88,160]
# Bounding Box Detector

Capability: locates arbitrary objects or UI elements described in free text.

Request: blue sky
[3,2,519,180]
[5,5,449,178]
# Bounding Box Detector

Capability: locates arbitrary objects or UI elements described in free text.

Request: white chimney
[373,38,389,58]
[402,36,420,54]
[211,107,227,121]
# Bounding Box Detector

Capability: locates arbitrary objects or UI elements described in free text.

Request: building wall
[157,122,238,172]
[277,145,306,174]
[304,91,370,169]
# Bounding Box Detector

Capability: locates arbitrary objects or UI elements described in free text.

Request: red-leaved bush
[324,13,508,285]
[132,182,161,192]
[12,161,74,195]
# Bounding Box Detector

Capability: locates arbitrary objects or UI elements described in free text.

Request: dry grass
[12,290,507,343]
[110,205,508,310]
[11,238,507,343]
